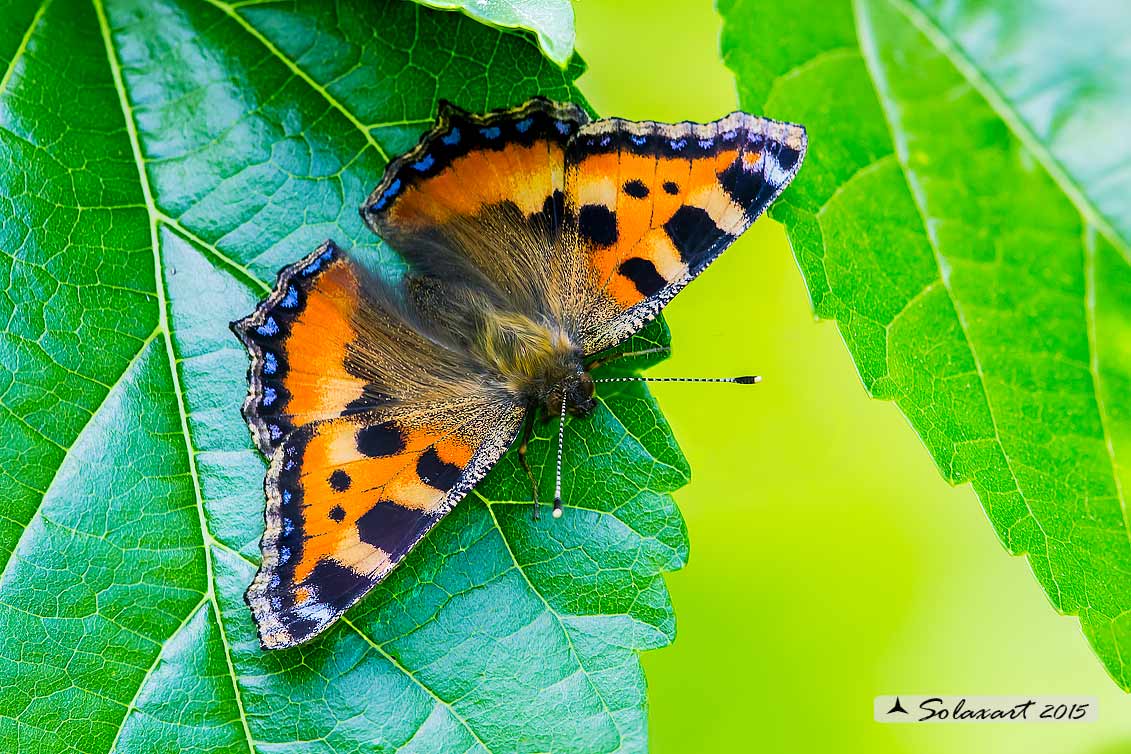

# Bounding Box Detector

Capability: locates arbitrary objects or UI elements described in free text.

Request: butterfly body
[233,97,806,649]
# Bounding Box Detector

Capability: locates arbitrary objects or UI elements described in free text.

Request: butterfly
[231,97,806,649]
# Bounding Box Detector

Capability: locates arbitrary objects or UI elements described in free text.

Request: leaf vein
[0,326,160,580]
[157,214,271,293]
[93,1,257,749]
[202,0,391,162]
[0,0,50,99]
[478,491,622,752]
[885,0,1131,263]
[105,597,210,754]
[211,538,492,753]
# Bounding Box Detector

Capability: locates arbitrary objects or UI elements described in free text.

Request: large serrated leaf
[720,0,1131,688]
[0,0,687,751]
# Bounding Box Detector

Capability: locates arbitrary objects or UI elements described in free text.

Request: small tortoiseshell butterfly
[232,98,807,649]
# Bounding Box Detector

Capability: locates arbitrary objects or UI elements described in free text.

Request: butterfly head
[546,369,596,418]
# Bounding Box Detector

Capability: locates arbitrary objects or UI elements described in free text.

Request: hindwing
[247,402,523,648]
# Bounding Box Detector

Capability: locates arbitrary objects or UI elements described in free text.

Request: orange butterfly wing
[361,98,590,314]
[365,98,586,234]
[247,404,521,648]
[233,243,524,648]
[231,243,377,453]
[562,113,807,354]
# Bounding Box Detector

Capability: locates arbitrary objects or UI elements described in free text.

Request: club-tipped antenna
[593,375,762,384]
[552,391,567,519]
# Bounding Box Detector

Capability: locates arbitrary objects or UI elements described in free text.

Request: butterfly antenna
[593,375,762,384]
[552,392,567,519]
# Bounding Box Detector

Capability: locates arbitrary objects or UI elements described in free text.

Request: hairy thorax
[477,311,596,416]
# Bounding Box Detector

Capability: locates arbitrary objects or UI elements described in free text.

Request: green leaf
[410,0,576,67]
[720,0,1131,687]
[0,0,687,751]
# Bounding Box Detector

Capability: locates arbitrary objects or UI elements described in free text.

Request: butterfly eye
[579,372,596,400]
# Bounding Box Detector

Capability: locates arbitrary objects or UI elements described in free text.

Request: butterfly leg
[517,406,540,520]
[585,345,671,372]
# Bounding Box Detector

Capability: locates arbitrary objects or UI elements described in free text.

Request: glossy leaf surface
[412,0,576,66]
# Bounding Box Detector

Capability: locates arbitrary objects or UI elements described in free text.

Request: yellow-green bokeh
[573,2,1131,751]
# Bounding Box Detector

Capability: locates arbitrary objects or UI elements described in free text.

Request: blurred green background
[573,1,1131,752]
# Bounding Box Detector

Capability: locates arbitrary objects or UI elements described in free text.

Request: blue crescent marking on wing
[279,286,298,309]
[257,317,279,336]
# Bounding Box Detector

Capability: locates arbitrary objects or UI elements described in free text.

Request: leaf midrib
[94,0,257,748]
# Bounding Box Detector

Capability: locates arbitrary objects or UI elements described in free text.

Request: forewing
[230,241,483,453]
[247,401,524,649]
[561,112,807,354]
[360,97,590,315]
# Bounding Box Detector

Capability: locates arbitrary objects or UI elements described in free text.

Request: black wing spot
[718,157,766,207]
[528,189,566,237]
[343,384,392,416]
[356,501,426,557]
[356,422,406,458]
[328,470,351,492]
[618,257,667,297]
[300,559,371,613]
[544,190,565,230]
[623,179,649,199]
[578,204,618,247]
[662,181,680,195]
[417,448,462,491]
[281,615,319,642]
[328,505,346,522]
[777,144,801,171]
[664,205,724,264]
